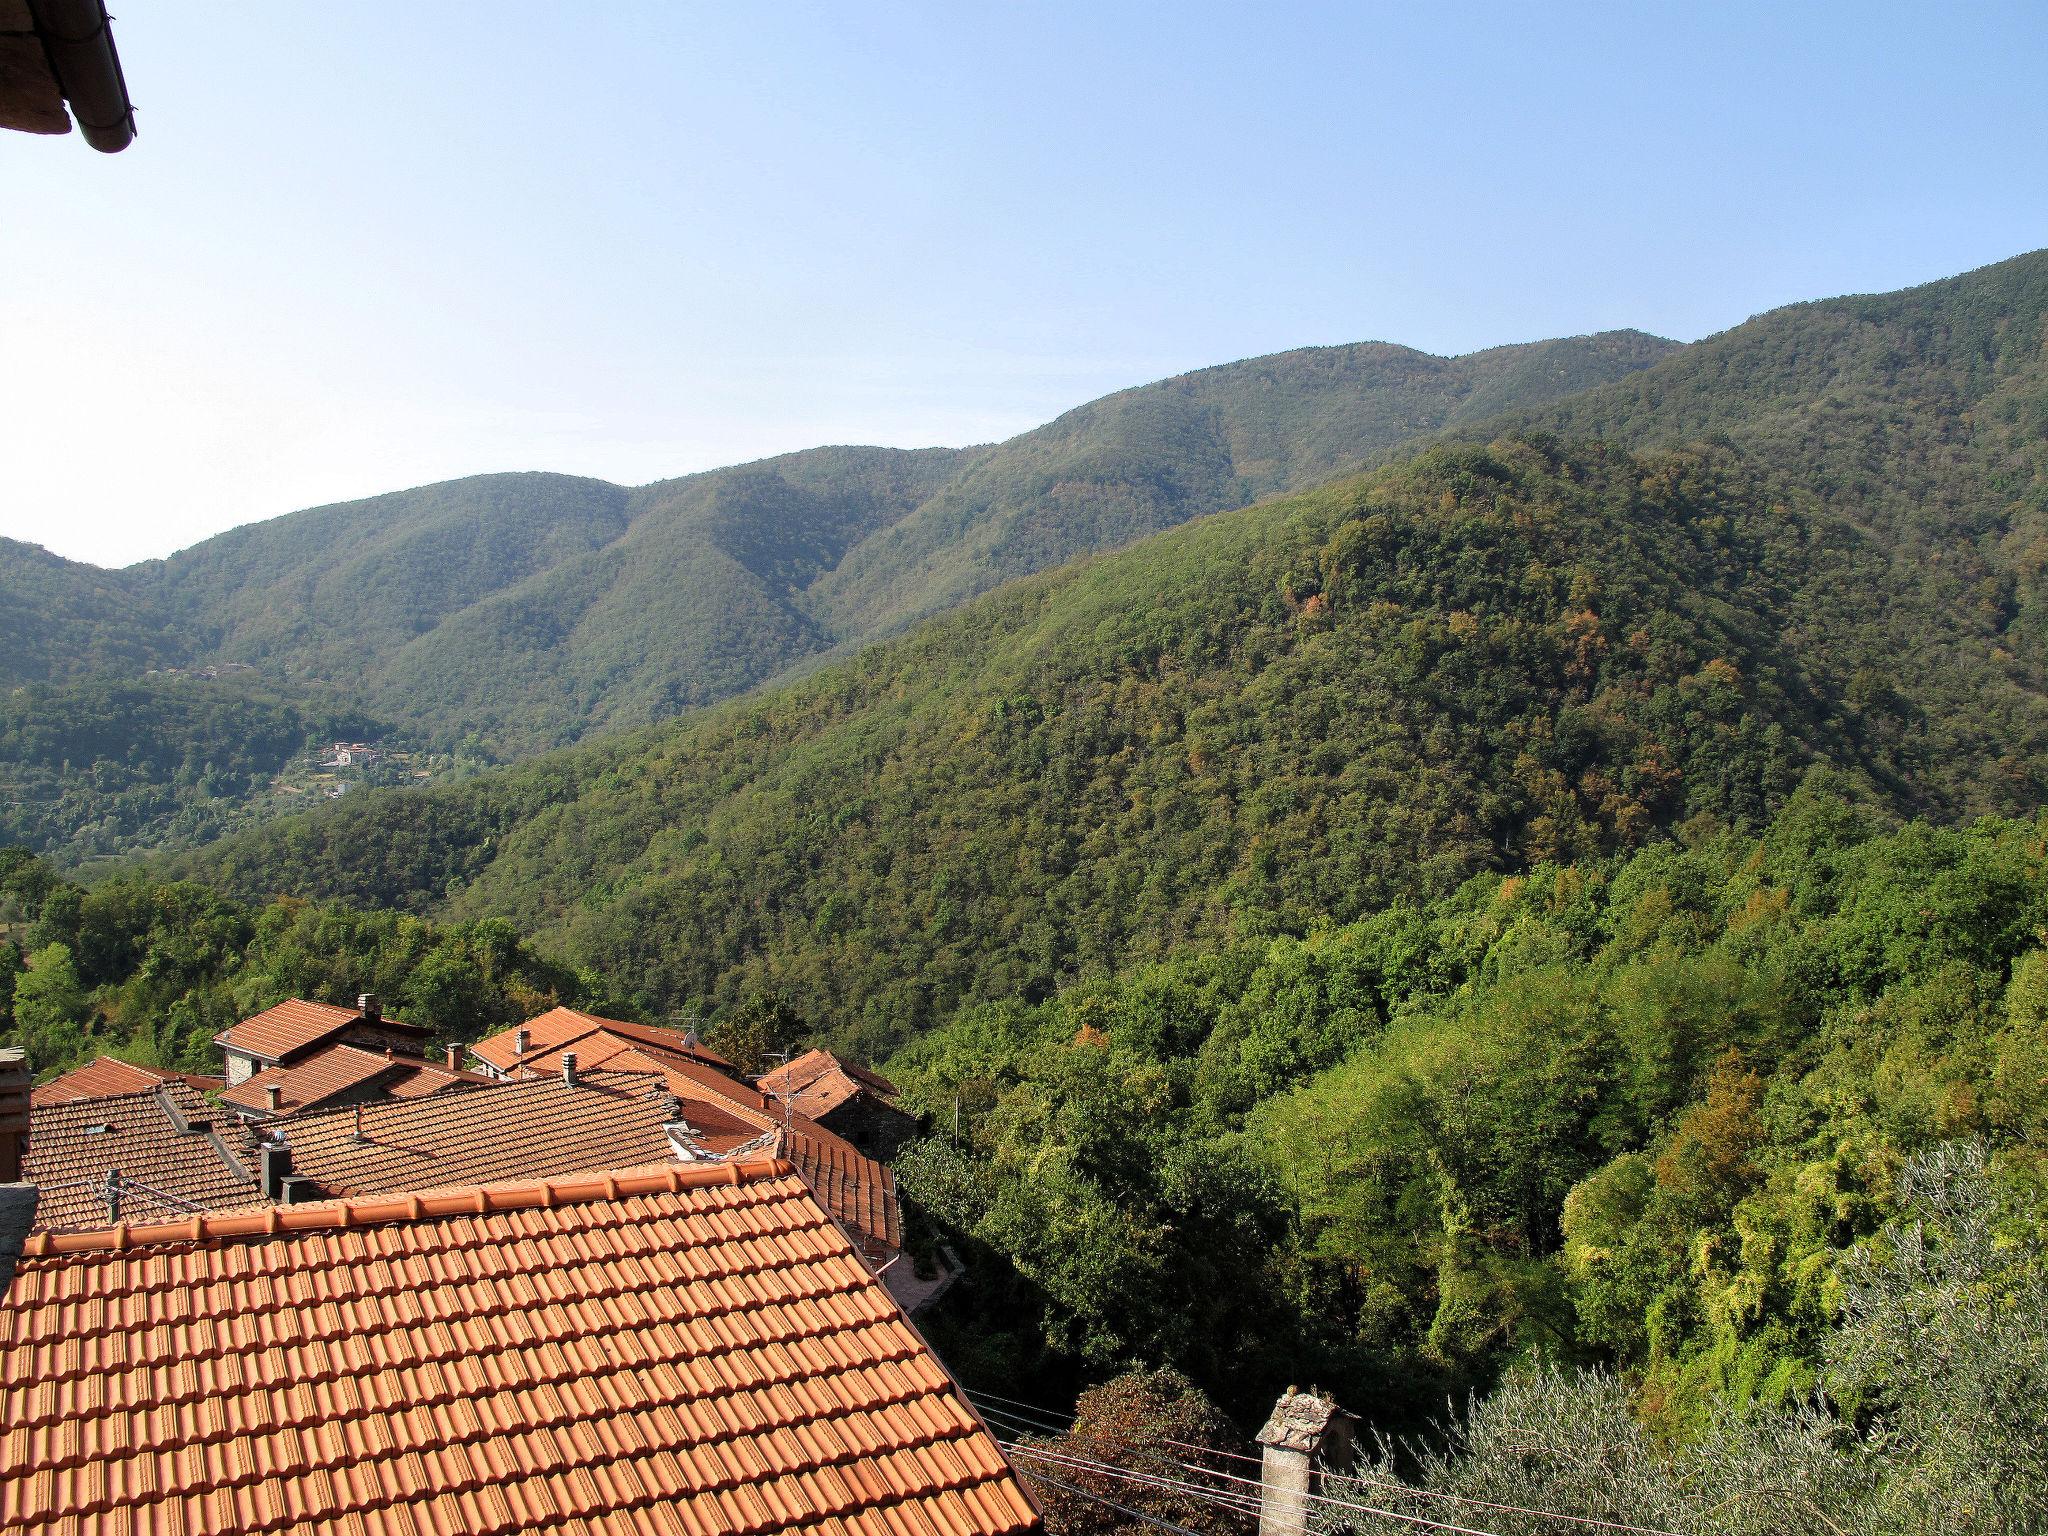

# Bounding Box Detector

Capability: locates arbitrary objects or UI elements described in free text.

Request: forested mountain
[14,252,2048,1511]
[1501,246,2048,666]
[806,331,1679,639]
[0,538,188,684]
[168,251,2048,1060]
[8,332,1674,761]
[0,674,410,864]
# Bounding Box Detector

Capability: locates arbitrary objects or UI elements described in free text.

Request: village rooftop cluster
[0,997,1035,1536]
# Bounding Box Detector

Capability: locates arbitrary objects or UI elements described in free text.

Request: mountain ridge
[162,249,2048,1052]
[2,329,1679,759]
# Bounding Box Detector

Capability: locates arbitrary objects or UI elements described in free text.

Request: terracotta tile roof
[606,1058,904,1257]
[272,1072,687,1198]
[502,1029,709,1080]
[215,1042,493,1119]
[759,1048,908,1122]
[270,1049,902,1259]
[794,1120,904,1258]
[23,1085,264,1234]
[2,1160,1040,1536]
[383,1057,496,1099]
[217,1042,404,1116]
[471,1005,732,1075]
[213,997,358,1061]
[29,1057,223,1107]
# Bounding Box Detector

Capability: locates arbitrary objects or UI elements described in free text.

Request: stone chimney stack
[264,1082,283,1114]
[1256,1387,1358,1536]
[562,1052,579,1089]
[357,993,380,1022]
[258,1140,294,1201]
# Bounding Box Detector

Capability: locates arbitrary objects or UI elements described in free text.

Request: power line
[1010,1463,1223,1536]
[964,1392,1077,1437]
[966,1392,1081,1425]
[972,1402,1075,1443]
[1003,1440,1263,1515]
[970,1385,1688,1536]
[1005,1439,1511,1536]
[1163,1437,1264,1466]
[1175,1456,1690,1536]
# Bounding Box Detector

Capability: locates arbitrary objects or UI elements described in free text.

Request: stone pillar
[1256,1387,1358,1536]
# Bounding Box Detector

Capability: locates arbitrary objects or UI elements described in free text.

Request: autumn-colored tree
[1020,1369,1249,1536]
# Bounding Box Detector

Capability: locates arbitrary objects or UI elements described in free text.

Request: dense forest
[162,252,2048,1058]
[0,674,404,864]
[0,847,590,1077]
[898,795,2048,1533]
[172,431,2044,1055]
[9,795,2048,1530]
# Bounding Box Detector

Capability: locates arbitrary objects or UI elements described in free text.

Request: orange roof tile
[759,1048,908,1122]
[382,1056,496,1099]
[268,1072,706,1199]
[501,1029,711,1080]
[213,997,355,1059]
[23,1084,265,1233]
[471,1006,732,1075]
[1,1161,1040,1536]
[269,1056,903,1260]
[218,1042,406,1116]
[604,1058,904,1257]
[216,1044,491,1120]
[29,1056,223,1106]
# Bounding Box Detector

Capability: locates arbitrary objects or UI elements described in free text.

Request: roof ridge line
[23,1156,794,1258]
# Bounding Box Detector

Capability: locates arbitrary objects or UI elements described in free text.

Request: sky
[3,1,2046,567]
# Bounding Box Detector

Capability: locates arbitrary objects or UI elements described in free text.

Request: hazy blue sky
[4,1,2045,565]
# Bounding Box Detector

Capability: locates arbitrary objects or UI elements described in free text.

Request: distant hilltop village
[141,660,258,680]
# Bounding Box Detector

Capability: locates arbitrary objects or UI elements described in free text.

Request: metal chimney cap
[562,1052,579,1088]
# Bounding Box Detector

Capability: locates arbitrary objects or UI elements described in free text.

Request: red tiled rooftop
[29,1057,222,1106]
[271,1071,688,1198]
[215,1042,491,1118]
[218,1042,403,1116]
[611,1058,904,1257]
[471,1006,731,1075]
[502,1029,710,1080]
[2,1160,1039,1536]
[213,998,359,1061]
[22,1084,265,1233]
[382,1056,495,1099]
[268,1047,901,1259]
[759,1048,907,1122]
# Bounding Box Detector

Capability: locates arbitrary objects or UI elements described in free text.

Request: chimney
[258,1140,294,1201]
[513,1027,531,1076]
[562,1052,579,1089]
[445,1046,460,1071]
[1256,1388,1358,1536]
[357,992,380,1022]
[264,1083,283,1114]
